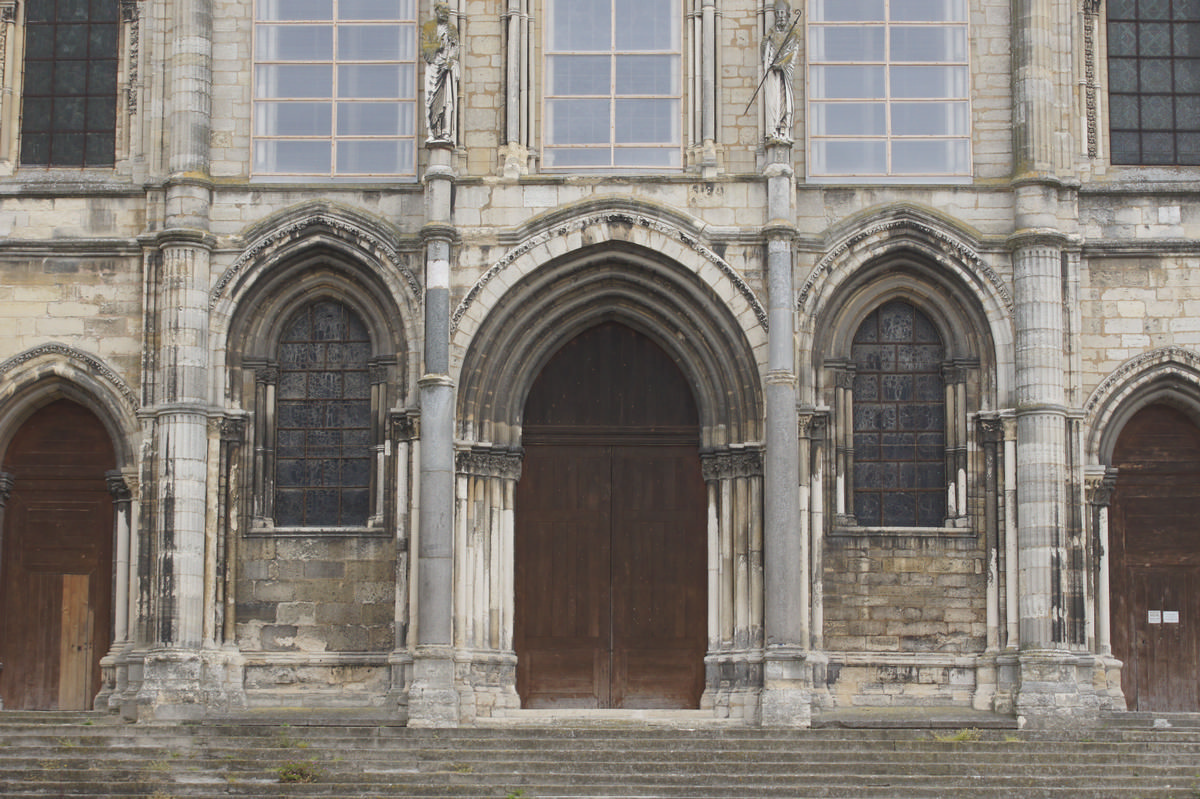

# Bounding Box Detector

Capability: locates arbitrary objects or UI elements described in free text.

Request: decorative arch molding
[454,239,767,451]
[209,201,422,312]
[1086,346,1200,463]
[798,206,1013,316]
[0,343,140,466]
[452,206,768,333]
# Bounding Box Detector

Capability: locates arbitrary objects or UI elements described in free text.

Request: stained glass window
[20,0,119,167]
[1108,0,1200,164]
[851,300,946,527]
[274,300,372,527]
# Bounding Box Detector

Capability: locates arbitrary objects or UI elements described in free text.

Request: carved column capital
[0,472,13,506]
[390,411,419,441]
[977,415,1005,443]
[220,416,247,443]
[1086,468,1119,507]
[106,470,132,503]
[701,448,764,481]
[255,365,279,385]
[455,447,523,480]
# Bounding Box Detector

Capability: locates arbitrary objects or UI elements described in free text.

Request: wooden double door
[0,400,115,710]
[1111,404,1200,711]
[514,323,707,709]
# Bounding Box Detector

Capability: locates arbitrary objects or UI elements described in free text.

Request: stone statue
[422,3,460,144]
[760,0,799,144]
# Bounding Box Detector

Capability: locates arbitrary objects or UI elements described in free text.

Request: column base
[1015,650,1103,729]
[406,646,460,728]
[759,646,819,728]
[455,649,520,723]
[134,647,246,722]
[702,650,763,722]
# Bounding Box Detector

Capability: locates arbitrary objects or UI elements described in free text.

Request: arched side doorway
[1110,403,1200,711]
[0,400,115,709]
[514,323,707,709]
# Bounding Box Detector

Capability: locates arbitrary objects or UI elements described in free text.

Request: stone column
[409,141,460,726]
[0,472,10,708]
[1086,467,1123,709]
[136,0,218,720]
[760,141,808,726]
[96,472,134,711]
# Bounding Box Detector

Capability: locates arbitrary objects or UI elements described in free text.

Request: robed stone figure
[422,3,460,144]
[761,0,798,144]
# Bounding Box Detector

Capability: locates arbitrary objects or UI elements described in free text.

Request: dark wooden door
[515,324,706,709]
[0,400,115,710]
[1111,403,1200,711]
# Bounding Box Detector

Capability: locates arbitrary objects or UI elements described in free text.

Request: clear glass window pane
[547,98,611,144]
[810,65,886,99]
[339,0,408,20]
[338,64,403,97]
[811,139,887,175]
[891,138,970,173]
[255,64,333,98]
[256,24,333,60]
[337,102,400,135]
[890,0,966,22]
[337,138,410,173]
[890,65,967,98]
[614,98,678,142]
[614,55,679,95]
[614,0,679,51]
[254,139,332,173]
[548,55,612,95]
[811,102,887,136]
[809,26,885,62]
[258,0,332,21]
[889,26,966,62]
[891,100,968,135]
[256,101,333,135]
[809,0,885,23]
[338,25,405,59]
[614,146,681,167]
[543,147,614,168]
[549,0,612,51]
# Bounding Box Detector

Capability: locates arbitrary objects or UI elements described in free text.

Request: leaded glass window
[543,0,682,170]
[20,0,119,167]
[807,0,971,180]
[275,300,372,527]
[1108,0,1200,164]
[253,0,418,178]
[851,300,945,527]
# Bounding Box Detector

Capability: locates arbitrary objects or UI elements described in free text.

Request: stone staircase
[2,710,1200,798]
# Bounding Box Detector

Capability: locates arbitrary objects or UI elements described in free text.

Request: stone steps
[3,712,1199,798]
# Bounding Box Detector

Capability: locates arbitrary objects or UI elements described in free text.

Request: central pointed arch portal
[453,234,767,717]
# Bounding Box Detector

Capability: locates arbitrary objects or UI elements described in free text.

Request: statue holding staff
[760,0,800,144]
[422,3,460,144]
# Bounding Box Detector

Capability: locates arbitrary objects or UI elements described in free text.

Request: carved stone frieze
[211,211,421,308]
[798,217,1012,314]
[456,447,523,480]
[1085,345,1200,416]
[0,343,140,410]
[452,211,768,332]
[701,449,764,481]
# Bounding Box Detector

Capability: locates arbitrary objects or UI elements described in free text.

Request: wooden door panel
[0,400,114,711]
[1128,568,1199,712]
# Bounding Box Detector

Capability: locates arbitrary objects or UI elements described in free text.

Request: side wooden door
[0,400,115,710]
[1111,403,1200,711]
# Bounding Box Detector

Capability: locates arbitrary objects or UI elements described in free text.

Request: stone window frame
[0,0,142,175]
[805,0,974,183]
[250,0,420,181]
[228,269,406,539]
[534,0,687,172]
[823,293,980,535]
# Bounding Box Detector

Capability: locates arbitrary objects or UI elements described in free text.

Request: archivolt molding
[1085,345,1200,460]
[797,215,1012,315]
[452,210,768,332]
[0,343,139,411]
[211,207,421,309]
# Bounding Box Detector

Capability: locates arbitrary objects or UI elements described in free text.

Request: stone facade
[0,0,1195,728]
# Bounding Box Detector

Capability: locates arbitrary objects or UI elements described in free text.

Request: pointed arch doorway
[514,323,707,709]
[0,400,116,710]
[1111,403,1200,711]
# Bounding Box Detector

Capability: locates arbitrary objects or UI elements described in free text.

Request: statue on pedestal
[422,3,460,144]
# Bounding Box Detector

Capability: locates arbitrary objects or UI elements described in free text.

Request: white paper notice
[1148,611,1162,624]
[1164,611,1180,624]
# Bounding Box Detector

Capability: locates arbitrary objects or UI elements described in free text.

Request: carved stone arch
[0,344,140,468]
[456,239,766,450]
[800,206,1011,405]
[1085,346,1200,465]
